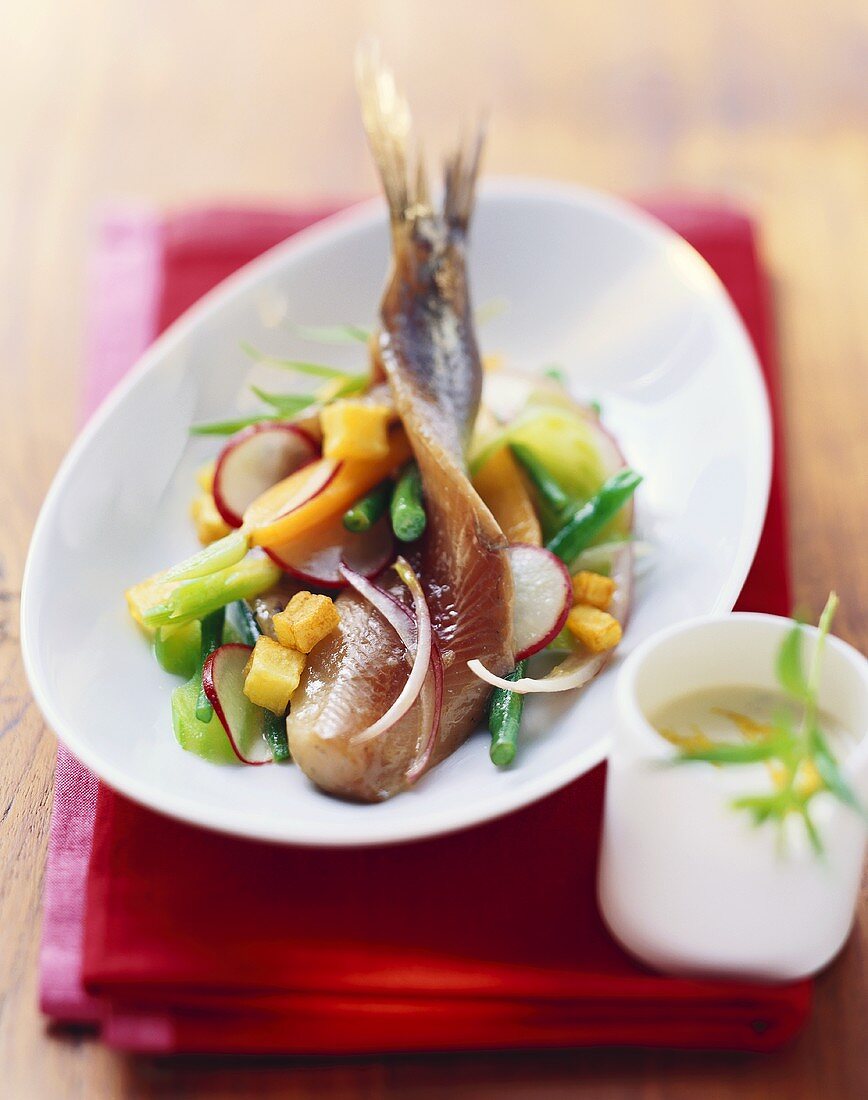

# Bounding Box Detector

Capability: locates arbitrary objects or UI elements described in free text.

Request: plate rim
[21,178,773,846]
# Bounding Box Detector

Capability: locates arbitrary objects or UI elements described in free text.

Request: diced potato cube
[272,591,340,653]
[320,401,391,461]
[571,570,615,611]
[566,604,622,653]
[190,493,231,545]
[195,461,216,493]
[243,636,305,715]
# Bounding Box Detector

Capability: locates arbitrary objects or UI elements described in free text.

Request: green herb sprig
[674,593,865,853]
[190,336,368,435]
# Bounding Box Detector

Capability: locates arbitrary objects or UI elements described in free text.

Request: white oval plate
[22,181,771,846]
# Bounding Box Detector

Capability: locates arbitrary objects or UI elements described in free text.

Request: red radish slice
[201,643,273,764]
[243,456,342,531]
[467,542,634,695]
[267,514,393,588]
[507,544,572,660]
[213,423,318,527]
[340,558,433,747]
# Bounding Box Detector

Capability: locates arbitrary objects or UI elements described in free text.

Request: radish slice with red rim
[267,514,394,589]
[201,643,273,763]
[507,544,572,660]
[340,558,434,747]
[242,456,342,531]
[468,541,634,695]
[213,423,318,527]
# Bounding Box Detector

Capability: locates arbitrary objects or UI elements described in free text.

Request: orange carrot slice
[472,446,542,547]
[246,428,411,548]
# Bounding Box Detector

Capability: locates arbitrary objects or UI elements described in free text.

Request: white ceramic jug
[598,614,868,981]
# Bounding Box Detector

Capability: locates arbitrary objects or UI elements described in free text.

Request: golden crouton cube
[566,604,622,653]
[272,591,340,653]
[571,571,616,611]
[243,636,305,715]
[320,401,391,461]
[190,493,231,545]
[195,461,216,493]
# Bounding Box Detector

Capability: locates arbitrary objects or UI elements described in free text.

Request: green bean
[546,469,642,566]
[343,480,392,532]
[229,599,260,647]
[390,462,427,542]
[264,711,291,763]
[195,608,226,722]
[488,661,528,767]
[509,442,571,517]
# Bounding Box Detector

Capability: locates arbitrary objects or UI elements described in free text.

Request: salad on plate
[125,49,641,802]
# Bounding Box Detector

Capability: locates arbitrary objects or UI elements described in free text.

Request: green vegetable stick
[546,469,642,566]
[143,556,282,627]
[162,528,249,582]
[343,480,392,533]
[195,608,226,722]
[390,462,427,542]
[154,619,202,680]
[264,711,291,763]
[509,442,571,516]
[229,599,260,647]
[488,660,528,767]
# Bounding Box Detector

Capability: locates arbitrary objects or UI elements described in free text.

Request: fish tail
[355,39,416,225]
[443,122,486,232]
[355,40,484,232]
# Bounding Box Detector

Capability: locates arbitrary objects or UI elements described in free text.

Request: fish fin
[443,122,486,232]
[356,40,485,232]
[356,40,418,225]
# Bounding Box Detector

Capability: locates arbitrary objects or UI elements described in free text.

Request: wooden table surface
[1,1,866,1095]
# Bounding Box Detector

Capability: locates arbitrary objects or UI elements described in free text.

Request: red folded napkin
[40,200,807,1054]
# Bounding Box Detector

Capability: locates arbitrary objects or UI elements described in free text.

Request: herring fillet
[285,49,514,801]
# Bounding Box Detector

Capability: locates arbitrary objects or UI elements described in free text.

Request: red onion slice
[339,568,444,780]
[405,639,444,783]
[339,558,433,746]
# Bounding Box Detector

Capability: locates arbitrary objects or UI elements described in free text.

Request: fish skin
[285,51,514,802]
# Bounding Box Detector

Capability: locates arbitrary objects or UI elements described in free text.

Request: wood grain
[1,0,866,1095]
